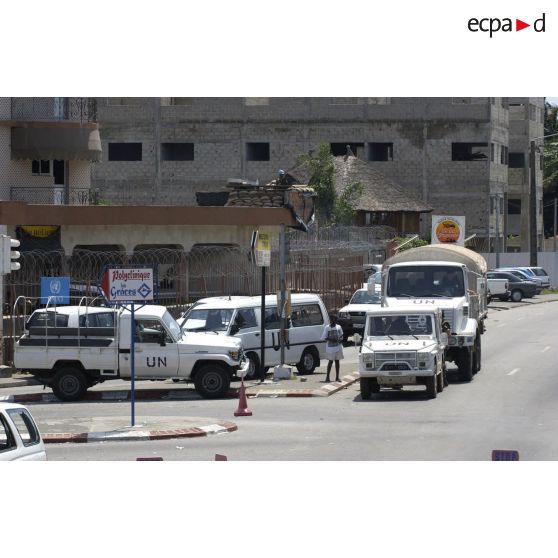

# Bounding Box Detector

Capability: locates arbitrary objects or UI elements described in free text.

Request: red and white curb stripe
[42,421,237,444]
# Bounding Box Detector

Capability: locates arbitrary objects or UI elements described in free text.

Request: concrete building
[0,97,101,207]
[506,98,545,252]
[91,97,545,250]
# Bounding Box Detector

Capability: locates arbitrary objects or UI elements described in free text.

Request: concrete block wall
[91,97,543,242]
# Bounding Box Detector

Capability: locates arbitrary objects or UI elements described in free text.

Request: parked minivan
[178,294,329,376]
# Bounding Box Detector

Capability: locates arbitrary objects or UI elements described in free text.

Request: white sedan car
[0,403,47,461]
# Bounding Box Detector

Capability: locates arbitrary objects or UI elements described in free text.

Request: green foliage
[544,102,558,194]
[333,181,364,225]
[393,236,429,252]
[297,143,363,224]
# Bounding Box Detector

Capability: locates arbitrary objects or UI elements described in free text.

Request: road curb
[42,420,238,444]
[246,372,360,398]
[0,374,360,403]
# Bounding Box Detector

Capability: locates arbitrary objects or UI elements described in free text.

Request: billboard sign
[431,215,465,246]
[100,268,154,303]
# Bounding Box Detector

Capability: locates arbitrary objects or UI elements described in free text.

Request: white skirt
[325,345,344,361]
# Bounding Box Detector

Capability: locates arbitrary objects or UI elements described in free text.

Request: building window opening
[246,142,270,161]
[451,143,488,161]
[53,160,65,185]
[508,199,521,215]
[108,143,142,161]
[161,143,194,161]
[31,160,52,175]
[330,143,364,157]
[508,152,525,168]
[368,142,393,161]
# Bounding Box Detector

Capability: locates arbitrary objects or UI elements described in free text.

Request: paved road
[24,300,558,460]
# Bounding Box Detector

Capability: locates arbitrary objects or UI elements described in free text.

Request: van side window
[0,415,17,452]
[235,308,257,330]
[264,307,280,330]
[6,409,40,447]
[291,304,324,327]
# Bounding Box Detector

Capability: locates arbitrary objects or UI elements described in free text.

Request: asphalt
[2,292,557,445]
[0,368,359,444]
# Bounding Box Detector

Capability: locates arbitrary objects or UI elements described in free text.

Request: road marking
[507,368,520,376]
[497,323,507,328]
[542,346,551,353]
[516,317,525,321]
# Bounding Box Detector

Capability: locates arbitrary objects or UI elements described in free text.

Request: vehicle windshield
[181,308,234,332]
[387,265,465,297]
[162,311,182,341]
[532,268,548,277]
[366,314,434,337]
[350,291,381,304]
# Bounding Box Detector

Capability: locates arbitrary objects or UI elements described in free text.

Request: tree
[297,143,364,225]
[543,102,558,195]
[543,102,558,237]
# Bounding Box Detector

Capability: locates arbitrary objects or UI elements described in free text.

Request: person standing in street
[321,315,344,383]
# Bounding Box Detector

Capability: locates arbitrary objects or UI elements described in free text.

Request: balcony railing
[9,98,98,123]
[10,187,97,205]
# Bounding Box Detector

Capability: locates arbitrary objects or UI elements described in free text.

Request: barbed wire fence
[2,225,394,363]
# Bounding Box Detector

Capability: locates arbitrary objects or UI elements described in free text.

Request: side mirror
[354,333,362,346]
[159,331,166,346]
[344,299,349,305]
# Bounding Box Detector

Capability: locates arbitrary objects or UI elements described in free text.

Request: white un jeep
[357,306,447,399]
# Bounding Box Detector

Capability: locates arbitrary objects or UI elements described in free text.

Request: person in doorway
[321,315,344,383]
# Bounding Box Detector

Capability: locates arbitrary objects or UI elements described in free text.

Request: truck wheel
[457,348,473,382]
[436,361,444,393]
[296,347,319,374]
[511,289,523,302]
[473,336,482,373]
[52,367,88,402]
[244,352,260,380]
[194,364,230,399]
[360,377,372,400]
[426,374,437,399]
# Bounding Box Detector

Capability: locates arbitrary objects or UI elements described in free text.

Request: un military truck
[381,244,488,382]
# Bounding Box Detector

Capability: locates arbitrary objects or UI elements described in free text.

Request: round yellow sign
[435,220,460,243]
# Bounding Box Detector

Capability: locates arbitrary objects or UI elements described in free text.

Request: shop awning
[11,126,102,162]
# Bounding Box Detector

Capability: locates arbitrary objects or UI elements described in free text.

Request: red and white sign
[100,268,154,302]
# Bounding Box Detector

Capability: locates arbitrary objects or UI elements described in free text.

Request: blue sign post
[98,266,155,428]
[40,277,70,304]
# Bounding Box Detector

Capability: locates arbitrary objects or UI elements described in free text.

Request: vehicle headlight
[418,354,430,368]
[339,311,349,319]
[228,350,240,361]
[362,353,374,367]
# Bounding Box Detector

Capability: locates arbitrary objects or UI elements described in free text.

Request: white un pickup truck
[358,306,447,399]
[13,304,248,401]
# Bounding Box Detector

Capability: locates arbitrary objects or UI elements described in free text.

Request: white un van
[178,294,329,377]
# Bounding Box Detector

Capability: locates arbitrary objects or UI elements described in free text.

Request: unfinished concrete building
[89,97,545,250]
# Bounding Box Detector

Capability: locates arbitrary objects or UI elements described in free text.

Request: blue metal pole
[131,302,135,427]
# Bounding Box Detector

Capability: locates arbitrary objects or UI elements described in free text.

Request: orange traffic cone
[234,380,252,416]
